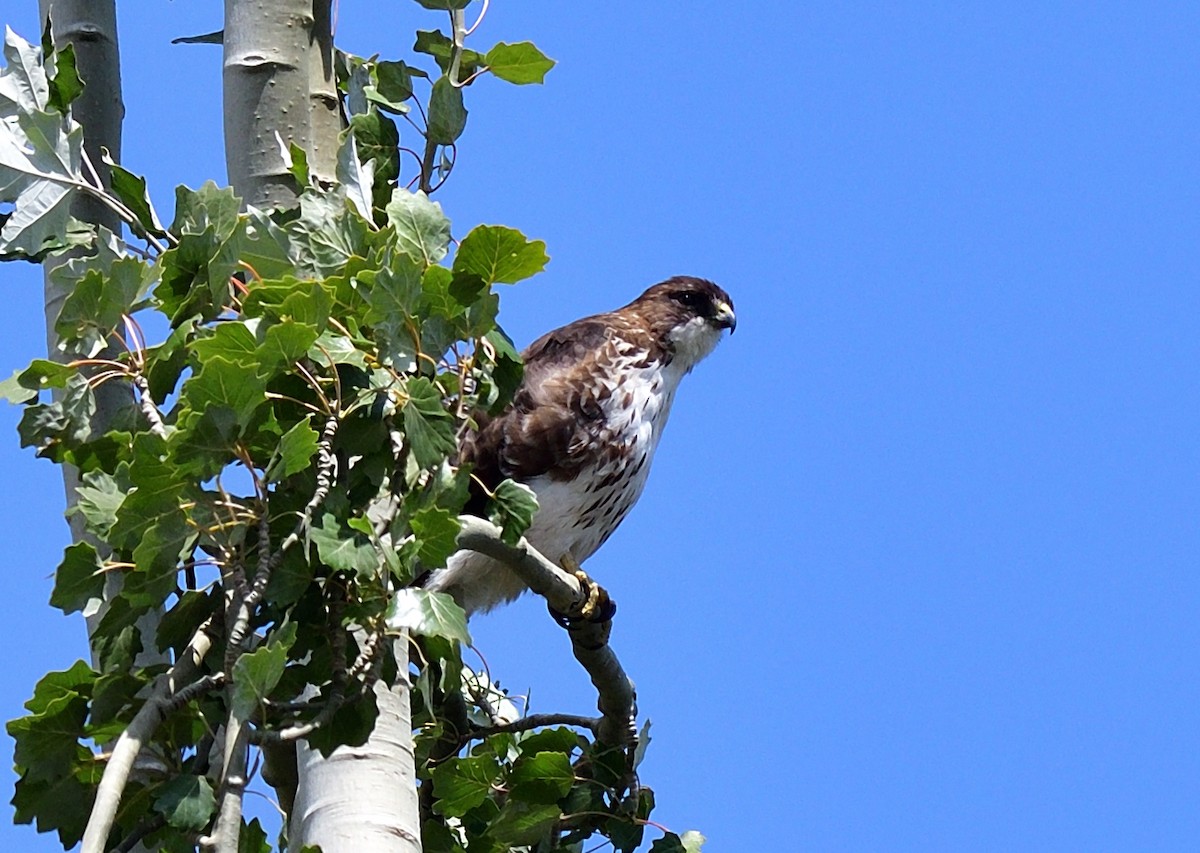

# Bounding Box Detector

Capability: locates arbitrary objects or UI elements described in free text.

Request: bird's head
[632,276,736,370]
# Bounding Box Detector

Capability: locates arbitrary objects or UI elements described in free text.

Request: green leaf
[348,110,400,212]
[239,209,297,280]
[488,479,538,545]
[481,327,523,413]
[402,376,456,468]
[72,469,125,537]
[633,718,653,770]
[0,29,84,258]
[182,356,266,427]
[649,831,706,853]
[108,434,187,554]
[385,189,450,266]
[191,320,257,366]
[509,751,574,804]
[11,772,93,848]
[363,249,424,331]
[264,549,314,608]
[306,687,380,756]
[284,138,310,187]
[286,190,373,277]
[44,39,83,112]
[488,801,562,846]
[127,511,192,604]
[7,661,93,784]
[3,359,74,403]
[55,255,152,355]
[18,373,95,454]
[426,76,467,145]
[49,541,105,615]
[171,406,240,478]
[268,418,319,482]
[104,155,166,236]
[387,588,470,645]
[259,319,320,373]
[144,318,195,403]
[171,180,241,238]
[230,623,297,719]
[241,278,333,331]
[413,30,485,77]
[308,331,369,369]
[0,369,35,404]
[157,182,244,324]
[454,224,548,285]
[412,0,473,10]
[518,726,581,756]
[484,42,556,85]
[239,818,272,853]
[310,513,379,575]
[20,659,94,716]
[430,755,499,817]
[6,25,51,114]
[369,60,416,111]
[154,775,216,831]
[410,505,461,567]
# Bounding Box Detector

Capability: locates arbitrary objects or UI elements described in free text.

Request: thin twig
[447,7,468,86]
[271,413,339,562]
[463,0,490,36]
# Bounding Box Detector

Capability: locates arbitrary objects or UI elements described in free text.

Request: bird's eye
[670,290,705,310]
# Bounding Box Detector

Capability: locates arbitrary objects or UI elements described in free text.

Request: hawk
[426,276,736,615]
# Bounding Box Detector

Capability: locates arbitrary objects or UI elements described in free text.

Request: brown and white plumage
[426,276,736,614]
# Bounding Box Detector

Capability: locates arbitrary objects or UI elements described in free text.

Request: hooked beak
[712,300,737,334]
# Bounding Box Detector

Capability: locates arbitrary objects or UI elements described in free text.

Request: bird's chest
[526,361,681,562]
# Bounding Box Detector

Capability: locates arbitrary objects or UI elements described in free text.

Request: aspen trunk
[37,6,160,853]
[221,3,420,849]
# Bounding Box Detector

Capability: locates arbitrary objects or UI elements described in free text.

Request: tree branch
[200,719,250,853]
[454,516,638,748]
[81,623,216,853]
[471,713,599,740]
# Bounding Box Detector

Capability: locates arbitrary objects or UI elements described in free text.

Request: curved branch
[471,713,599,740]
[81,624,216,853]
[454,516,637,748]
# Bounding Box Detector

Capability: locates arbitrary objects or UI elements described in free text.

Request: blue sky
[2,1,1198,850]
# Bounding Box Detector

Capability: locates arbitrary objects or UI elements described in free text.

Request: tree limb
[454,516,638,748]
[81,623,216,853]
[471,713,600,740]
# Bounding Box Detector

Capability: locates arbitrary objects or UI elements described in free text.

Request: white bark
[36,0,137,603]
[82,628,216,853]
[290,641,421,853]
[223,0,338,208]
[223,4,419,849]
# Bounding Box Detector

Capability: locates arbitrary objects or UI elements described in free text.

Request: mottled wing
[459,316,620,512]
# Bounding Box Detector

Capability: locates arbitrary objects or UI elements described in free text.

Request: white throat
[667,317,726,374]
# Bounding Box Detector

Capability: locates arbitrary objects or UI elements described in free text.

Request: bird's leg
[547,552,616,627]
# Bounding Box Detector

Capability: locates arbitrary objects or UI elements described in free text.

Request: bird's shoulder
[459,312,660,504]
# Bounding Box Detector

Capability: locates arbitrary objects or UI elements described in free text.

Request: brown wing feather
[459,316,625,513]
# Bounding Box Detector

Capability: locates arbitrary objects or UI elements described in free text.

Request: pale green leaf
[485,41,556,85]
[384,189,450,266]
[489,479,538,545]
[230,623,297,719]
[387,588,470,645]
[454,224,548,285]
